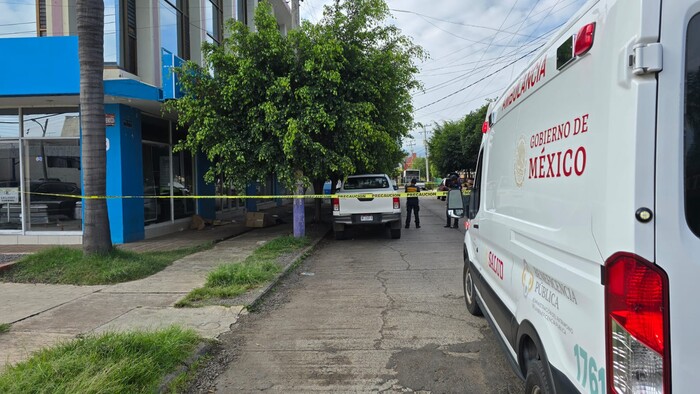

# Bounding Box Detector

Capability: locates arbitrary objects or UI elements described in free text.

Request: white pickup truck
[332,174,402,240]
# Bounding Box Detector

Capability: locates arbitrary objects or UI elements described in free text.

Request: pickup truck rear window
[343,177,389,190]
[686,14,700,237]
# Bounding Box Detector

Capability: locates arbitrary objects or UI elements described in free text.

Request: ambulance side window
[685,14,700,237]
[468,148,484,219]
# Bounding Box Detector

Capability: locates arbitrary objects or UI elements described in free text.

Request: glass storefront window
[23,112,80,138]
[143,143,172,225]
[172,151,194,219]
[0,142,21,230]
[0,0,37,38]
[22,139,82,231]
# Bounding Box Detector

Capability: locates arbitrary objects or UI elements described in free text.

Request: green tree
[428,104,488,176]
[166,0,423,230]
[78,0,111,254]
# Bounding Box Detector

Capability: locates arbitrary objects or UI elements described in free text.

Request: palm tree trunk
[78,0,112,254]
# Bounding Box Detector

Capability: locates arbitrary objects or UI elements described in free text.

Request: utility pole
[422,127,430,182]
[406,140,415,154]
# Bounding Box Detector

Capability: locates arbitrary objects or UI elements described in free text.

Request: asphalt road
[191,197,524,393]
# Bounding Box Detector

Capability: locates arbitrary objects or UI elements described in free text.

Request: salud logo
[514,136,527,188]
[521,260,534,297]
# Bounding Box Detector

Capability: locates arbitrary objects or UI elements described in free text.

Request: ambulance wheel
[463,259,482,316]
[525,359,553,394]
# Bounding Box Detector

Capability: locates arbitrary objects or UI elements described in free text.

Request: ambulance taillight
[605,253,670,394]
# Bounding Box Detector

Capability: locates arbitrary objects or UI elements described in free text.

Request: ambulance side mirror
[447,189,465,218]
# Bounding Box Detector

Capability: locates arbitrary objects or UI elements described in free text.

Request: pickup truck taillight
[332,198,340,211]
[393,197,400,209]
[605,253,670,394]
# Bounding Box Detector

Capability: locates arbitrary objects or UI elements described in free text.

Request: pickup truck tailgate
[336,190,395,215]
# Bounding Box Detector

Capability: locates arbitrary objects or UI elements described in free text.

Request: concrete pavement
[0,204,330,372]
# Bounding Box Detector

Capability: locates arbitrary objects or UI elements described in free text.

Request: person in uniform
[404,178,420,228]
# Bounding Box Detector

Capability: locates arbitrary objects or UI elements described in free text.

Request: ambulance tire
[463,259,482,316]
[525,359,553,394]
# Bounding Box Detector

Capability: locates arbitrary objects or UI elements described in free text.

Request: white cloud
[301,0,588,155]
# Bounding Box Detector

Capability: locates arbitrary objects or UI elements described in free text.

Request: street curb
[158,340,214,393]
[246,224,331,311]
[158,225,330,392]
[0,254,31,272]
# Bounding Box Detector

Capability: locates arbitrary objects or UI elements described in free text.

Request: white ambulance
[447,0,700,393]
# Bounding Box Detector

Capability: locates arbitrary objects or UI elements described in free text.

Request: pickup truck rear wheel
[390,228,401,239]
[334,230,346,240]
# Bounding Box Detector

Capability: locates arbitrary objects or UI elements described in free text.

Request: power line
[418,0,583,68]
[390,8,538,39]
[415,45,543,112]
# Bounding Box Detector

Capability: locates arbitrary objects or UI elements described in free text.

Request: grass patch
[0,326,200,394]
[176,236,309,307]
[0,243,211,286]
[0,323,9,334]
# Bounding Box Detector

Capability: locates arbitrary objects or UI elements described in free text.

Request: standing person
[444,175,460,228]
[404,178,420,228]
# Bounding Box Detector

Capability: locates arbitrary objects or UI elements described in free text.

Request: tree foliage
[428,103,489,176]
[165,0,424,192]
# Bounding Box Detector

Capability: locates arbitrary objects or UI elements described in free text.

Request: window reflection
[104,0,118,63]
[23,112,80,138]
[160,0,189,59]
[0,0,36,38]
[0,142,21,230]
[23,139,82,231]
[0,113,19,138]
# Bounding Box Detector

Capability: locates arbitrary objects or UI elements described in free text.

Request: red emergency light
[574,22,596,57]
[482,121,489,134]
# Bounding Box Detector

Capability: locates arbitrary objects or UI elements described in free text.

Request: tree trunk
[293,170,305,238]
[78,0,112,254]
[312,178,324,223]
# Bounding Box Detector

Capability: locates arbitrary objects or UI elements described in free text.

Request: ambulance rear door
[655,1,700,392]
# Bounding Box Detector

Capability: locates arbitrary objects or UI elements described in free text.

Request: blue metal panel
[105,104,145,243]
[161,48,184,100]
[0,37,79,96]
[105,79,161,102]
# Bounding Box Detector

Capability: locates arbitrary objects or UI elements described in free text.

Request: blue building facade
[0,0,292,245]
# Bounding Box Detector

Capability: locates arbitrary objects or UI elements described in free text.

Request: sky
[300,0,589,156]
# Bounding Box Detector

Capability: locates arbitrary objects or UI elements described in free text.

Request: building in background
[0,0,292,244]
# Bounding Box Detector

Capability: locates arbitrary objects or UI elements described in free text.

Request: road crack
[373,269,397,350]
[387,245,411,270]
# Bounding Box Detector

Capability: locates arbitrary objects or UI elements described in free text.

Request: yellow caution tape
[20,190,470,200]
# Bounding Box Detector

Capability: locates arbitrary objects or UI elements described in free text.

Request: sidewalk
[0,203,330,372]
